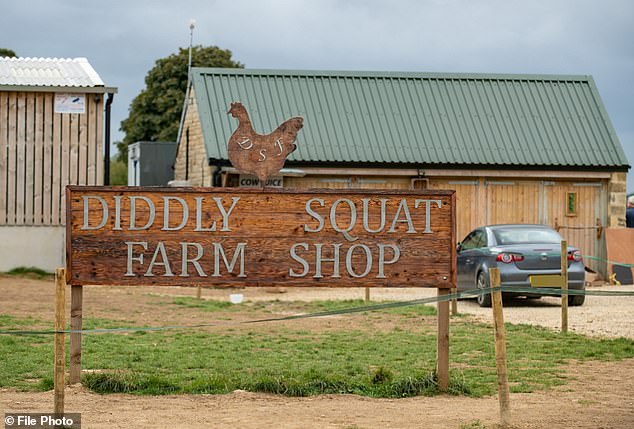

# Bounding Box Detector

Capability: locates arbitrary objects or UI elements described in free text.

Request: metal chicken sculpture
[227,102,304,187]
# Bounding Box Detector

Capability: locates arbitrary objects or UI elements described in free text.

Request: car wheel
[568,292,585,306]
[476,272,492,307]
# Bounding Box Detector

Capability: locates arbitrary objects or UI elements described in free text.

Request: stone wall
[608,172,627,227]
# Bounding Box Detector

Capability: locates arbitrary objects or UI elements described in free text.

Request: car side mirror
[456,243,463,252]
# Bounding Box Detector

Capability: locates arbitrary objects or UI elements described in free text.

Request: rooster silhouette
[227,102,303,187]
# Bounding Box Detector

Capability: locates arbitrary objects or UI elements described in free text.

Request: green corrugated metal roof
[191,68,629,169]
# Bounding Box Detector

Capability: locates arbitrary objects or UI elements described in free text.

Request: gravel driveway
[456,285,634,339]
[190,283,634,339]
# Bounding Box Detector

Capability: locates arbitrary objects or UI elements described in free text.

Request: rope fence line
[1,286,633,337]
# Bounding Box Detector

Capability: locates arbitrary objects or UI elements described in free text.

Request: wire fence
[1,285,633,337]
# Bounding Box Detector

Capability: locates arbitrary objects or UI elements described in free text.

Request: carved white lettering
[314,243,342,278]
[289,243,309,277]
[145,241,174,277]
[304,198,325,233]
[388,199,416,233]
[180,242,207,277]
[213,197,240,232]
[346,244,372,278]
[162,196,189,231]
[81,196,108,230]
[377,244,400,278]
[330,199,358,242]
[414,199,442,233]
[212,242,247,277]
[124,241,148,276]
[129,196,156,230]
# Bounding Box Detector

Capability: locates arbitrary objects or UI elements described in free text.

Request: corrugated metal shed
[191,68,628,169]
[0,57,104,88]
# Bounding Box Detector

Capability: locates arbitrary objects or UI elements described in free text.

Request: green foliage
[109,155,128,185]
[459,421,488,429]
[0,48,17,58]
[118,45,243,161]
[5,266,51,279]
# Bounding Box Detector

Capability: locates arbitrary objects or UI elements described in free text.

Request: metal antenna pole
[176,19,196,148]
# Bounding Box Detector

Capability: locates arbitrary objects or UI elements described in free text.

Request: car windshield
[492,228,561,245]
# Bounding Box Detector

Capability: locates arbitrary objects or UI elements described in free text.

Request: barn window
[566,192,578,217]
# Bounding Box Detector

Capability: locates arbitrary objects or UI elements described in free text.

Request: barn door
[485,181,541,225]
[541,181,606,275]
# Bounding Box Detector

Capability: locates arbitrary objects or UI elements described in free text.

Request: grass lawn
[1,298,632,397]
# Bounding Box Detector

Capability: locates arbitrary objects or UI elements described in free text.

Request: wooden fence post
[54,268,66,415]
[436,288,450,392]
[69,284,83,384]
[489,268,511,427]
[561,240,568,333]
[364,287,370,303]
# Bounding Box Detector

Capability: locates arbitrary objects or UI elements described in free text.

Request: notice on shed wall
[66,186,456,288]
[54,93,85,114]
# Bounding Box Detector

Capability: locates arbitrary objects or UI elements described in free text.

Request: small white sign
[54,94,86,114]
[239,175,283,188]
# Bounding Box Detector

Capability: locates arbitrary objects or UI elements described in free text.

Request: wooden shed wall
[0,91,103,226]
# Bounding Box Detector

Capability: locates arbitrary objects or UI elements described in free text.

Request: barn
[174,68,629,277]
[0,57,116,271]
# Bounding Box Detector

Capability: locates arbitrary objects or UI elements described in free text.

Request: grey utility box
[128,141,177,186]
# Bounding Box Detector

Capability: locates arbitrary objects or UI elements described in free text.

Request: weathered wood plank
[24,92,35,224]
[86,96,96,185]
[69,113,79,185]
[33,93,44,224]
[54,268,66,415]
[78,108,88,185]
[6,93,17,225]
[43,93,53,225]
[95,103,103,186]
[51,109,62,225]
[61,112,71,223]
[66,187,456,288]
[0,92,7,224]
[69,284,83,384]
[16,93,26,224]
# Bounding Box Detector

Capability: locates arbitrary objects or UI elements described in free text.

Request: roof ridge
[191,67,592,82]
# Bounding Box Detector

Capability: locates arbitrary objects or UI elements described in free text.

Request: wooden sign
[227,102,303,186]
[66,186,456,288]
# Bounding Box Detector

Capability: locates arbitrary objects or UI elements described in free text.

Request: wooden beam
[54,268,66,415]
[561,240,568,333]
[489,267,511,427]
[69,284,83,384]
[436,288,450,392]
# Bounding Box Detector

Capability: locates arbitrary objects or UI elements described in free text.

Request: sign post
[66,185,456,392]
[54,268,66,415]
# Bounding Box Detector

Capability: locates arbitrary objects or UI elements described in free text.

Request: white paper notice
[54,94,86,114]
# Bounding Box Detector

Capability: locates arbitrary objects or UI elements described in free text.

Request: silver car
[456,224,585,307]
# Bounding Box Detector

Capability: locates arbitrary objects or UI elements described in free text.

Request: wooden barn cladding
[0,91,103,225]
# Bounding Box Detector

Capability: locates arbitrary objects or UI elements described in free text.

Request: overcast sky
[2,0,633,191]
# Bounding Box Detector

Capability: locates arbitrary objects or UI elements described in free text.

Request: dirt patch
[1,276,633,428]
[1,359,633,429]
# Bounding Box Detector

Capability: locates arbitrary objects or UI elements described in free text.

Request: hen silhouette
[227,102,303,187]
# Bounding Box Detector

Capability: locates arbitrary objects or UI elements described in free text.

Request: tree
[118,45,243,161]
[109,155,128,185]
[0,48,17,57]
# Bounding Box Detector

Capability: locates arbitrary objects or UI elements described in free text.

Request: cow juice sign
[66,187,456,288]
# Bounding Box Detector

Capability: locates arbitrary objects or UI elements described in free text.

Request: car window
[493,228,561,245]
[461,230,486,249]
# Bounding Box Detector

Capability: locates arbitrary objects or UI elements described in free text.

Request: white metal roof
[0,57,105,87]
